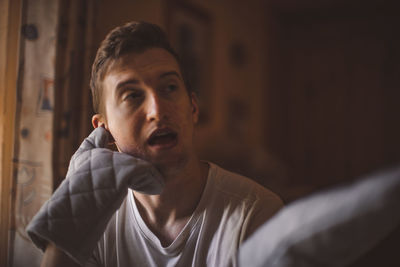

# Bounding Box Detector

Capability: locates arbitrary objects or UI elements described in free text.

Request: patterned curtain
[9,1,95,265]
[10,0,59,266]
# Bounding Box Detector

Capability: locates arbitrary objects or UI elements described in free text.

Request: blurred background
[1,0,399,266]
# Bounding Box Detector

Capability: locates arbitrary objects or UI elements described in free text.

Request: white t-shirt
[85,162,283,267]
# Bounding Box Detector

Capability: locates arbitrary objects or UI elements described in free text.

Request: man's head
[90,21,192,115]
[90,21,199,169]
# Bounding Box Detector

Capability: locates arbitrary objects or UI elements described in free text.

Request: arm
[41,243,81,267]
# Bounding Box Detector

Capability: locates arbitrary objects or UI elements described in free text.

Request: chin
[150,152,189,171]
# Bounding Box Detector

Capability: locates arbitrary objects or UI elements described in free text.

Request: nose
[145,91,166,122]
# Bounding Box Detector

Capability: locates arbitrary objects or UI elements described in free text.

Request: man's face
[95,48,199,168]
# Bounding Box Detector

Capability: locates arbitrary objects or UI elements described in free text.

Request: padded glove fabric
[26,127,164,265]
[238,166,400,267]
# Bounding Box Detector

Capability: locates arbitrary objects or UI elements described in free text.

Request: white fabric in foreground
[238,166,400,267]
[26,127,164,266]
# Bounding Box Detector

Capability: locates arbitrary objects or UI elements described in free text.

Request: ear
[92,114,107,129]
[190,92,200,124]
[92,114,115,144]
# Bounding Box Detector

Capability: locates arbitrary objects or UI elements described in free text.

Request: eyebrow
[116,79,140,91]
[159,71,182,80]
[115,70,183,93]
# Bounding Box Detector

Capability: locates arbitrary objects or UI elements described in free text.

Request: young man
[41,21,282,267]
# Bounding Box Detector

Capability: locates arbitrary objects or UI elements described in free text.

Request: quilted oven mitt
[26,127,164,265]
[239,166,400,267]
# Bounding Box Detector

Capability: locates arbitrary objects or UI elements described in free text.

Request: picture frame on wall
[167,1,213,125]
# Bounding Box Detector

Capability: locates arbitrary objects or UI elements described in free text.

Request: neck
[133,156,208,227]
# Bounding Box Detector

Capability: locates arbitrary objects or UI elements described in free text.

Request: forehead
[104,48,181,86]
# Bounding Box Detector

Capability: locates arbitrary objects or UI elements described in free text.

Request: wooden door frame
[0,0,22,265]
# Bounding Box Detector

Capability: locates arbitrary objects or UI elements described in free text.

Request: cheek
[178,105,196,136]
[107,112,145,149]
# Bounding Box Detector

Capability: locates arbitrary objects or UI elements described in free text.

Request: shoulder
[208,162,283,208]
[206,162,283,241]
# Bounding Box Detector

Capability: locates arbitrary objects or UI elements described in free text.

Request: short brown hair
[90,21,191,114]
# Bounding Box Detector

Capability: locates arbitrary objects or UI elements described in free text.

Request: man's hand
[27,127,164,265]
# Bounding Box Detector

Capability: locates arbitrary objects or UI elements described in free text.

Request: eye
[123,90,143,101]
[165,84,177,92]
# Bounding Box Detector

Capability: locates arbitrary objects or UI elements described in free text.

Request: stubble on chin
[116,142,148,160]
[117,140,194,180]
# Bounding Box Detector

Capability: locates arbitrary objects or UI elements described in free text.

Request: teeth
[156,132,170,137]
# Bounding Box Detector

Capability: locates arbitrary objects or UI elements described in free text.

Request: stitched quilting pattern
[26,127,164,264]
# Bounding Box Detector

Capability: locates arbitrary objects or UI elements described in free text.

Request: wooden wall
[265,1,400,200]
[265,2,400,265]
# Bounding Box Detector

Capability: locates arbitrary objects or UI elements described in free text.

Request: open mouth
[147,128,178,147]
